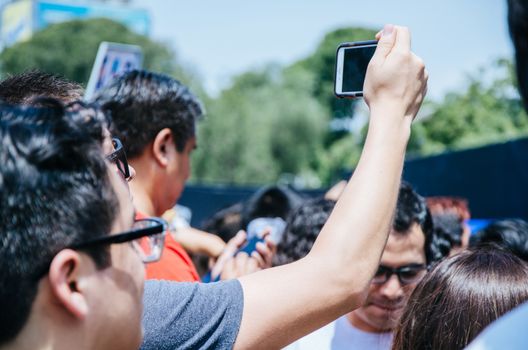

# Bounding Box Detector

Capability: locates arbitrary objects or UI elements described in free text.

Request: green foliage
[314,133,362,185]
[293,27,377,120]
[192,65,327,186]
[192,27,378,186]
[410,58,528,156]
[0,18,198,90]
[3,20,525,187]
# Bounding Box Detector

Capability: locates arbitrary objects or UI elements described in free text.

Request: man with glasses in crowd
[282,182,449,350]
[0,101,165,350]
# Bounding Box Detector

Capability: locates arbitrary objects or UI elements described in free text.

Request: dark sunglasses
[106,137,131,180]
[69,217,167,263]
[372,264,428,285]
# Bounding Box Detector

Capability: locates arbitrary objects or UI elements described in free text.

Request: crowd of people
[0,1,528,349]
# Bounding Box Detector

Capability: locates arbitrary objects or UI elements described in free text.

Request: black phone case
[334,40,378,99]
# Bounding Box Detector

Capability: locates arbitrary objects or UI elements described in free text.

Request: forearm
[236,113,411,350]
[309,111,412,300]
[172,227,226,258]
[235,25,426,349]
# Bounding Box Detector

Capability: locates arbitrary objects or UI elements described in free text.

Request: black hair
[273,198,336,266]
[508,0,528,112]
[273,182,450,266]
[470,218,528,262]
[201,202,245,243]
[241,186,304,229]
[0,101,118,344]
[431,212,464,247]
[393,246,528,350]
[0,70,84,105]
[394,182,449,265]
[94,69,204,158]
[202,186,304,244]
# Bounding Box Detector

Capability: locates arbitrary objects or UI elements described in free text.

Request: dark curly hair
[394,182,449,265]
[0,70,83,105]
[470,219,528,262]
[431,212,464,247]
[273,197,336,266]
[274,182,450,267]
[94,69,203,158]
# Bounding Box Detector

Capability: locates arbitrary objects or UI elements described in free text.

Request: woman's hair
[392,245,528,350]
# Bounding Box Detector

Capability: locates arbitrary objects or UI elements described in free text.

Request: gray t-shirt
[141,279,244,350]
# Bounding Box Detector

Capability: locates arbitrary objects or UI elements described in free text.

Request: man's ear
[48,249,90,320]
[152,128,174,168]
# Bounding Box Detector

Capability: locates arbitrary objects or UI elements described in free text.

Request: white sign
[85,41,143,101]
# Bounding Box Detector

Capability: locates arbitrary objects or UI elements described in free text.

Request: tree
[192,65,327,186]
[192,27,378,187]
[410,58,528,156]
[290,27,377,121]
[0,18,200,92]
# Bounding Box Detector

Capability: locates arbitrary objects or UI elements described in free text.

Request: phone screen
[342,45,377,93]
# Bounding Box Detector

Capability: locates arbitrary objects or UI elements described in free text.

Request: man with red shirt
[96,70,271,281]
[95,70,206,281]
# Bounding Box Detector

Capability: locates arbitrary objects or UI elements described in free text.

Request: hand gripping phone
[334,40,378,98]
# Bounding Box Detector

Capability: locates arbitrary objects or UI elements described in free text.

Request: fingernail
[382,24,394,37]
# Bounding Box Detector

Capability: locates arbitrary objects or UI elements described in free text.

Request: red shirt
[136,211,200,282]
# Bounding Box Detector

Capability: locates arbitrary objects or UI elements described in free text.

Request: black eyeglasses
[106,137,131,180]
[69,217,167,263]
[372,264,428,285]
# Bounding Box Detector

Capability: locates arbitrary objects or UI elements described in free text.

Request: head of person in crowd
[273,197,336,266]
[94,69,203,217]
[427,196,471,255]
[508,0,528,111]
[203,185,303,244]
[432,212,465,254]
[0,70,83,105]
[0,101,154,349]
[275,182,449,335]
[470,218,528,262]
[241,185,303,232]
[392,246,528,350]
[347,181,449,333]
[0,72,138,185]
[202,202,245,243]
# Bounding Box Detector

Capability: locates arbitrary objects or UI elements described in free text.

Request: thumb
[373,24,396,59]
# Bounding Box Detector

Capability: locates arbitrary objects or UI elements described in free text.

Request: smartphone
[334,40,378,98]
[202,217,286,283]
[237,217,286,255]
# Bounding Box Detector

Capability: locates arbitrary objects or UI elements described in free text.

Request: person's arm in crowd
[234,24,428,349]
[172,226,227,258]
[213,230,275,280]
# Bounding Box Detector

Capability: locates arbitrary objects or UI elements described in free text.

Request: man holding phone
[141,24,430,349]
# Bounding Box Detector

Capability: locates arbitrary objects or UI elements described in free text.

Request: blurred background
[1,0,526,225]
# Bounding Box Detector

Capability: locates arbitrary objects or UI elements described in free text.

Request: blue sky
[134,0,512,100]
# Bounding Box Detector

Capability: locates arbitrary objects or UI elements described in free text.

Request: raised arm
[235,25,428,349]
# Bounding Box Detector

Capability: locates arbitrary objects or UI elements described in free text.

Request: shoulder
[141,280,244,350]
